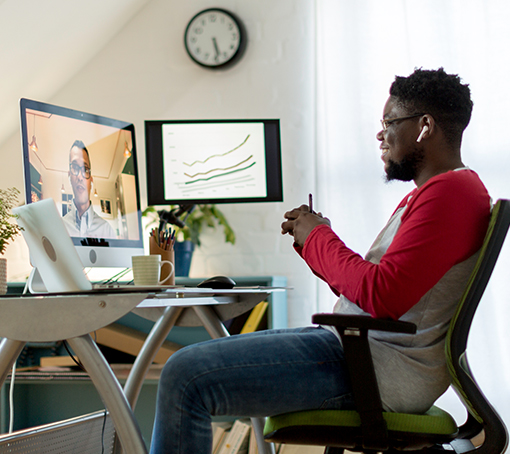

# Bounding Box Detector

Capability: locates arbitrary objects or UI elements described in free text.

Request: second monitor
[145,119,283,206]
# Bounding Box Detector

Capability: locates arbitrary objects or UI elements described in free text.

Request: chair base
[303,440,476,454]
[307,439,475,454]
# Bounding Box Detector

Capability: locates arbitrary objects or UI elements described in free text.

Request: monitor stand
[25,267,48,293]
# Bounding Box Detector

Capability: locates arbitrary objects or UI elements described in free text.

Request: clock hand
[212,37,220,59]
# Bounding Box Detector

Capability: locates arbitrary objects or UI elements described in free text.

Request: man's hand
[281,204,331,247]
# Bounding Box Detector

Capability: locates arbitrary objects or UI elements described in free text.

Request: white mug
[131,255,174,286]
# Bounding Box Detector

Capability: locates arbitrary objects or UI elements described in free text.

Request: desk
[0,287,283,454]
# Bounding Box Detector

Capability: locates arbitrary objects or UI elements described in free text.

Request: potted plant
[0,187,23,294]
[142,204,235,276]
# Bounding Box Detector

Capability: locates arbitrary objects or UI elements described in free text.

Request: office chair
[264,199,510,453]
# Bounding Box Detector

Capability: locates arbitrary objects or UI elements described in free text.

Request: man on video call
[63,140,115,239]
[149,68,491,454]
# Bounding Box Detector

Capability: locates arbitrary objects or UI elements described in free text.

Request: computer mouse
[197,275,236,289]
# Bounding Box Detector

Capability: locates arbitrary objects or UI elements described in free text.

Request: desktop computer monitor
[19,98,144,268]
[145,119,283,206]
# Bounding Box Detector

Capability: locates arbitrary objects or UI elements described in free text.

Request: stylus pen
[308,193,313,213]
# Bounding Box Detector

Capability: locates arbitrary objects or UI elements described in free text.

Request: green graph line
[185,161,256,185]
[184,155,253,178]
[183,134,251,167]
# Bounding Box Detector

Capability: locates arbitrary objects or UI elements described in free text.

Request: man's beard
[385,147,425,182]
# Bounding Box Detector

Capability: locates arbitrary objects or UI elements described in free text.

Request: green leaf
[141,203,235,246]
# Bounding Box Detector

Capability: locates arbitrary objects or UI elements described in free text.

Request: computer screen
[19,98,144,267]
[145,119,283,205]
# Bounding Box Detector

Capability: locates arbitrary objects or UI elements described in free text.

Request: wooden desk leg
[192,306,276,454]
[124,305,184,409]
[67,334,147,454]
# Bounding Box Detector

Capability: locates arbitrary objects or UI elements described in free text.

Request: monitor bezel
[19,98,145,268]
[145,119,283,206]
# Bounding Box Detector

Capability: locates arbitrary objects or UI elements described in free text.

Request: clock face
[184,9,246,69]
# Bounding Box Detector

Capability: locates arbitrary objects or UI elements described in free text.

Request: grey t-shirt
[325,205,478,413]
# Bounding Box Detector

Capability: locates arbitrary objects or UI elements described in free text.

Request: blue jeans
[149,326,353,453]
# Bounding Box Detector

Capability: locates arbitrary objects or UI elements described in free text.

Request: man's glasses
[380,113,425,132]
[69,162,92,179]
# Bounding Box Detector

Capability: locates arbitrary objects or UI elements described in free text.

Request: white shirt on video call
[63,201,116,239]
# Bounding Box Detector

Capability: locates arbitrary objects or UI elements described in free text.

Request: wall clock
[184,8,247,69]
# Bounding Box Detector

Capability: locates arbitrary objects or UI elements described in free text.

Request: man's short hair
[69,140,90,164]
[390,68,473,147]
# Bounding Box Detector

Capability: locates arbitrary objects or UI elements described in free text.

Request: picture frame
[100,198,112,218]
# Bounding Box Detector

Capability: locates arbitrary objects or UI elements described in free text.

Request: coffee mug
[131,254,174,286]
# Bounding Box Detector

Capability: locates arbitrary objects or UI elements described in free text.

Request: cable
[101,408,107,454]
[88,267,132,287]
[9,361,16,433]
[62,340,86,372]
[101,268,131,285]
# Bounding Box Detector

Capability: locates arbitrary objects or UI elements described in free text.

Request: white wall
[1,0,317,328]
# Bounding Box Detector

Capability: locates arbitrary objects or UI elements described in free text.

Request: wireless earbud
[416,126,429,143]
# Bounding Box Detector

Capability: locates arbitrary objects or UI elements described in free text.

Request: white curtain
[316,0,510,428]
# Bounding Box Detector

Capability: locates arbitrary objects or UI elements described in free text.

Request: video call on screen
[23,106,140,242]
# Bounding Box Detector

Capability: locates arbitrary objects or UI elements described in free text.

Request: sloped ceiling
[0,0,151,148]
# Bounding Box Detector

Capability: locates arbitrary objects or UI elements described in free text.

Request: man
[149,68,491,454]
[63,140,116,239]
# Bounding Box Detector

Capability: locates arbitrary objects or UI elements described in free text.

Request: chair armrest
[312,313,417,334]
[310,313,416,451]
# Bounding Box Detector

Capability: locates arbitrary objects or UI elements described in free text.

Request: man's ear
[416,114,434,142]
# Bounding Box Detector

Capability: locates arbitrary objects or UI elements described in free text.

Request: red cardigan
[297,170,491,319]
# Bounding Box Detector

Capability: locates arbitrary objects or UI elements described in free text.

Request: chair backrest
[445,198,510,452]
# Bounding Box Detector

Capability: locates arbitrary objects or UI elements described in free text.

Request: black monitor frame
[145,119,283,206]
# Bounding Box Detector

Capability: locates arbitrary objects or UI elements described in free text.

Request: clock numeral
[195,47,201,55]
[203,53,210,60]
[231,33,238,41]
[209,14,217,22]
[190,37,197,44]
[194,27,203,35]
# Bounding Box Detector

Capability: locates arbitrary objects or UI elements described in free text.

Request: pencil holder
[149,236,175,285]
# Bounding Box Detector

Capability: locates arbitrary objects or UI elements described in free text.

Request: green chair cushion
[264,406,458,437]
